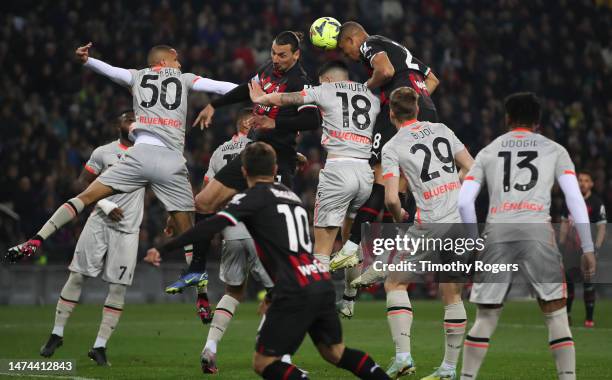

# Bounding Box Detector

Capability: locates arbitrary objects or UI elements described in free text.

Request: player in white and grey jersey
[457,93,596,380]
[360,87,474,378]
[199,108,274,373]
[249,60,379,315]
[7,44,237,302]
[39,111,144,366]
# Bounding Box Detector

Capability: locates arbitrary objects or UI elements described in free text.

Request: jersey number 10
[277,204,312,253]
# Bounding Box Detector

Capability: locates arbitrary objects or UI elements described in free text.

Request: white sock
[205,295,240,353]
[344,240,359,252]
[204,340,217,353]
[386,290,413,358]
[52,326,64,336]
[460,307,502,380]
[545,308,575,380]
[396,352,411,362]
[281,354,292,364]
[94,337,107,348]
[442,301,467,369]
[314,254,330,270]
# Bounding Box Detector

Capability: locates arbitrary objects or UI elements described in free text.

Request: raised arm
[248,80,304,107]
[192,77,238,95]
[77,43,133,87]
[366,52,395,90]
[425,71,440,95]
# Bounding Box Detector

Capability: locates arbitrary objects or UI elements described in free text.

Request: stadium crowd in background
[1,0,611,262]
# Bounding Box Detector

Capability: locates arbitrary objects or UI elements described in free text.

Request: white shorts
[314,159,373,228]
[470,240,566,304]
[69,216,139,286]
[220,239,274,288]
[98,143,195,212]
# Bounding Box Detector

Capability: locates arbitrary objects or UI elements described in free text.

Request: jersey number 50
[140,75,182,110]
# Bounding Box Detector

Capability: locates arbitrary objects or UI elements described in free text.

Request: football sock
[314,254,330,270]
[183,244,193,265]
[205,295,240,353]
[386,290,413,358]
[37,198,85,240]
[442,301,467,369]
[52,272,84,336]
[262,360,304,380]
[281,354,292,364]
[197,285,209,296]
[566,280,575,314]
[188,213,214,272]
[337,347,389,380]
[94,283,126,348]
[545,308,575,380]
[348,184,385,244]
[344,265,361,298]
[460,307,501,380]
[584,282,595,321]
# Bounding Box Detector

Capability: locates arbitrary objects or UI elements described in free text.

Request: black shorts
[370,104,439,164]
[255,285,342,357]
[214,153,295,191]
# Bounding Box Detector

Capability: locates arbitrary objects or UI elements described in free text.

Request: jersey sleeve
[411,56,431,77]
[465,150,486,183]
[360,37,386,66]
[381,143,400,179]
[596,201,607,224]
[554,146,576,179]
[204,150,220,183]
[218,190,265,225]
[300,85,322,105]
[84,147,104,175]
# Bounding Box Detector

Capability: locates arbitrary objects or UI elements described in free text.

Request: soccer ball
[310,17,341,50]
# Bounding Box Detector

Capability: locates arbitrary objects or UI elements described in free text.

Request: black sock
[349,184,385,244]
[338,347,389,380]
[566,280,574,314]
[584,282,595,320]
[187,213,214,272]
[261,360,306,379]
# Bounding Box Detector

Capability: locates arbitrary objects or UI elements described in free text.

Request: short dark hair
[273,31,303,52]
[242,142,276,177]
[317,60,349,78]
[147,45,175,66]
[389,87,419,121]
[236,107,253,122]
[578,170,594,180]
[504,92,541,126]
[338,21,365,42]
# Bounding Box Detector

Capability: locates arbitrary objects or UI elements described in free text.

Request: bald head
[147,45,180,68]
[337,21,369,61]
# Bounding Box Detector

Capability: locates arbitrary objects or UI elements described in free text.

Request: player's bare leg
[422,283,466,380]
[195,179,238,214]
[384,276,416,378]
[313,226,339,270]
[331,164,385,271]
[6,180,114,262]
[317,342,391,379]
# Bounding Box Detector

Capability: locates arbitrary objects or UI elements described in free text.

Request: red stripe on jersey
[360,207,379,216]
[300,253,321,281]
[84,164,97,174]
[564,170,576,175]
[282,365,296,380]
[400,119,418,128]
[192,76,201,84]
[118,142,129,151]
[464,176,475,181]
[288,255,308,287]
[383,173,395,179]
[355,353,369,374]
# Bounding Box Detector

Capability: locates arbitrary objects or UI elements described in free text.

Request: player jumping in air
[147,142,390,380]
[331,21,440,272]
[559,170,606,327]
[457,93,596,380]
[170,31,321,293]
[6,43,237,321]
[248,60,380,318]
[374,88,473,379]
[198,108,275,373]
[38,111,143,366]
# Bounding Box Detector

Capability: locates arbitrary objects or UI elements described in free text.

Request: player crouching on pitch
[38,111,144,366]
[146,142,391,379]
[457,93,596,380]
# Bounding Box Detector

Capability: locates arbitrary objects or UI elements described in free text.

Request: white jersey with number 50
[382,120,465,223]
[301,81,380,159]
[129,67,200,152]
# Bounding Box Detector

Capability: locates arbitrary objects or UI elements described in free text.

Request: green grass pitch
[1,300,611,379]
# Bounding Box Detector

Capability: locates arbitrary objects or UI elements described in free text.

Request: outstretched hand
[75,42,93,64]
[193,104,215,130]
[248,80,268,105]
[144,248,162,267]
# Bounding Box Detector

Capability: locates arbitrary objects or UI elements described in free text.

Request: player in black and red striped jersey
[331,21,441,310]
[146,142,389,380]
[560,170,607,327]
[170,31,321,293]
